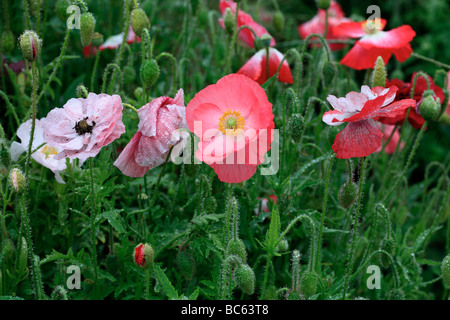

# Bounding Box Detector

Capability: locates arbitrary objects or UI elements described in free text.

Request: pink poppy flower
[375,123,404,154]
[99,26,141,51]
[298,0,351,51]
[334,18,416,70]
[237,48,293,85]
[218,0,275,48]
[42,93,126,162]
[323,85,416,159]
[186,74,275,183]
[10,119,83,183]
[114,89,187,177]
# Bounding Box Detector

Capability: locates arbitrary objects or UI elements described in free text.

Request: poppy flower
[298,0,351,51]
[99,26,141,51]
[237,48,293,85]
[323,85,416,159]
[186,74,274,183]
[218,0,275,48]
[334,18,416,70]
[10,119,81,184]
[375,123,404,154]
[114,89,187,177]
[42,93,126,162]
[377,73,445,129]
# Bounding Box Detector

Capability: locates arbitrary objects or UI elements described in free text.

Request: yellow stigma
[40,145,58,159]
[362,18,382,35]
[218,109,245,136]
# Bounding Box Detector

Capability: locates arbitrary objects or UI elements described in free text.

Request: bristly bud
[224,7,235,35]
[442,254,450,286]
[433,69,448,89]
[226,238,247,263]
[388,288,405,300]
[19,30,42,62]
[418,94,441,122]
[370,56,387,88]
[260,34,273,48]
[55,0,72,22]
[18,237,28,273]
[323,61,337,83]
[338,180,358,209]
[235,264,255,295]
[300,271,318,298]
[91,32,104,47]
[80,13,96,47]
[273,11,285,32]
[316,0,331,10]
[140,59,160,88]
[176,250,196,281]
[288,113,305,144]
[105,254,120,275]
[380,238,396,268]
[276,238,289,252]
[1,31,15,53]
[131,8,151,37]
[9,168,26,193]
[134,243,154,269]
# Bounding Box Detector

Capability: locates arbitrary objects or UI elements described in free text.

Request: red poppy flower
[298,0,351,51]
[323,85,416,159]
[377,73,445,129]
[237,48,293,85]
[218,0,275,48]
[186,74,274,183]
[334,18,416,70]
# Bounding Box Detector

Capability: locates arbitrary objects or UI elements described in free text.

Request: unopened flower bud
[9,168,26,193]
[18,237,28,273]
[176,250,196,280]
[338,180,358,209]
[300,271,318,298]
[19,30,42,62]
[273,11,285,32]
[370,56,387,88]
[288,113,305,143]
[389,288,405,300]
[134,243,154,269]
[131,8,151,37]
[235,264,255,295]
[91,32,103,47]
[433,69,447,89]
[1,31,15,53]
[140,59,160,88]
[134,87,143,99]
[418,95,441,121]
[276,238,289,252]
[442,254,450,286]
[316,0,331,10]
[226,238,247,263]
[224,7,235,35]
[380,238,395,268]
[80,13,96,47]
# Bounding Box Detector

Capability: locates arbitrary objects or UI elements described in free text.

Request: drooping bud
[338,180,358,209]
[388,288,405,300]
[1,31,15,53]
[140,59,160,88]
[226,238,247,263]
[131,8,151,37]
[224,7,235,35]
[288,113,305,143]
[80,13,96,47]
[123,65,136,85]
[105,254,120,275]
[370,56,387,88]
[19,30,42,62]
[9,168,26,193]
[273,11,285,32]
[300,271,318,298]
[91,32,104,47]
[316,0,331,10]
[418,94,441,121]
[235,264,255,295]
[176,250,196,281]
[133,243,154,269]
[380,238,396,268]
[55,0,72,22]
[442,254,450,286]
[433,69,448,88]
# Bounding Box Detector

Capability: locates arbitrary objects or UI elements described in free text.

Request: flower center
[40,145,58,159]
[218,109,245,136]
[362,18,382,35]
[74,117,96,135]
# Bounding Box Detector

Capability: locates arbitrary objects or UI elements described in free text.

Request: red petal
[373,99,416,119]
[113,131,150,177]
[340,42,392,70]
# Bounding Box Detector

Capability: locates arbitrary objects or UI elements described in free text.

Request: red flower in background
[237,48,293,85]
[377,73,445,129]
[334,18,416,70]
[323,85,416,159]
[446,71,450,116]
[298,0,351,51]
[218,0,275,48]
[375,123,404,154]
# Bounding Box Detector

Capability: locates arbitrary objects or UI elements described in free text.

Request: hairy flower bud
[235,264,255,295]
[273,11,285,32]
[140,59,160,88]
[1,31,15,53]
[9,168,26,193]
[338,180,358,209]
[176,250,196,280]
[418,94,441,121]
[224,7,235,35]
[370,56,387,88]
[19,30,42,62]
[134,243,154,269]
[442,254,450,286]
[380,238,395,268]
[226,238,247,263]
[300,271,318,298]
[131,8,151,37]
[433,69,447,88]
[18,237,28,273]
[80,13,96,47]
[276,238,289,252]
[288,113,305,143]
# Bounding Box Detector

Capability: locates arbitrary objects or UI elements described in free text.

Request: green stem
[89,158,99,292]
[224,1,241,74]
[411,53,450,70]
[90,49,101,92]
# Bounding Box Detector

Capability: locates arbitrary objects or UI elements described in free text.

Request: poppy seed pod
[235,264,255,295]
[1,31,15,53]
[442,254,450,286]
[140,59,160,88]
[131,8,151,37]
[134,243,154,269]
[370,56,387,88]
[260,34,273,48]
[19,30,42,62]
[338,180,358,209]
[80,13,96,47]
[91,32,104,47]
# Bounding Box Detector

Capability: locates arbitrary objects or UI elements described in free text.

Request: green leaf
[153,265,179,300]
[97,209,126,234]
